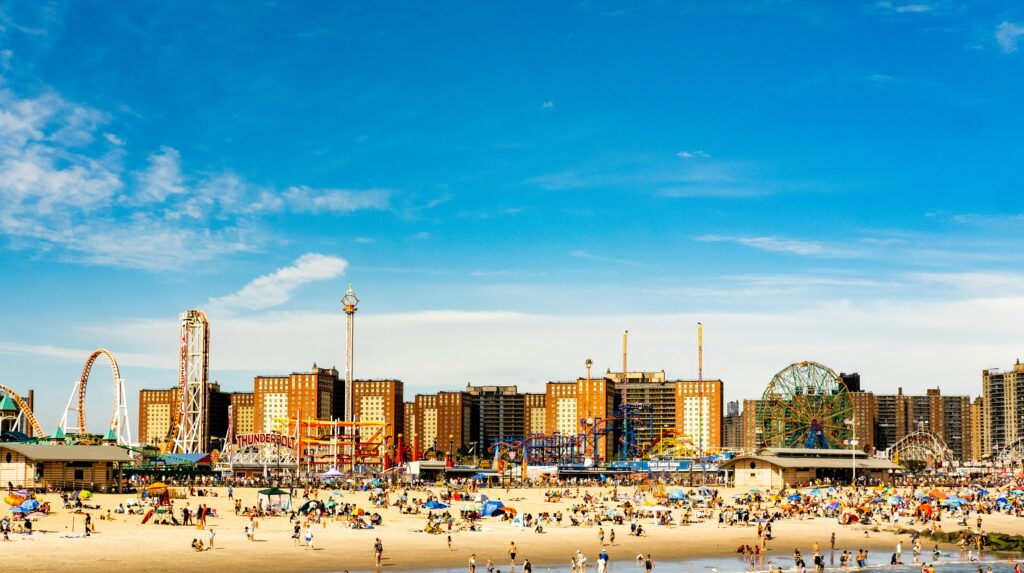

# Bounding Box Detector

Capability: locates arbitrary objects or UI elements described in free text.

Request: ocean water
[330,552,1020,573]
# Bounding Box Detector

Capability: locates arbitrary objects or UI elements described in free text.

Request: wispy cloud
[0,80,396,270]
[676,150,710,159]
[135,146,186,203]
[996,22,1024,53]
[570,249,649,267]
[696,235,828,256]
[876,1,934,14]
[283,186,391,214]
[541,101,554,110]
[209,253,348,311]
[530,154,809,199]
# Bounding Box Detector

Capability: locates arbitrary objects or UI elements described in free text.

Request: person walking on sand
[509,541,518,569]
[598,526,605,546]
[208,528,215,550]
[305,524,314,550]
[374,537,384,567]
[469,553,477,573]
[610,528,615,545]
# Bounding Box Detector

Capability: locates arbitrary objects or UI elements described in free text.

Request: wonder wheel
[757,361,852,449]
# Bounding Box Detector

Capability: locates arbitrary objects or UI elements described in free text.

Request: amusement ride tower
[341,285,359,469]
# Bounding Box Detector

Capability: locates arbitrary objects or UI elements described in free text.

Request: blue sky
[1,1,1023,434]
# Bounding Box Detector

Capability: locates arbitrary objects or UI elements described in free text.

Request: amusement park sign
[235,433,296,449]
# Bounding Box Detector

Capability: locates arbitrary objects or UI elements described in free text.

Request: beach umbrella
[887,496,902,505]
[422,501,449,510]
[787,494,801,501]
[146,483,168,495]
[917,504,933,515]
[370,479,383,486]
[8,507,27,513]
[19,499,39,511]
[749,488,762,493]
[470,473,488,480]
[928,490,947,499]
[808,488,823,495]
[826,487,837,494]
[668,490,687,500]
[372,488,383,494]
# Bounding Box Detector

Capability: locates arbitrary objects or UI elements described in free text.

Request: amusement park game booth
[720,447,901,489]
[0,444,134,490]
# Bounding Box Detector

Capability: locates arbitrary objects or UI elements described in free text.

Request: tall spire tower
[697,321,704,456]
[341,285,359,467]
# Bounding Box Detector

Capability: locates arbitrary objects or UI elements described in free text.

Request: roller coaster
[0,384,43,436]
[57,348,132,446]
[488,405,710,469]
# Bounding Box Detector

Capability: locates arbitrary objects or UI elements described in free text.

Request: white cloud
[209,253,348,311]
[283,186,391,213]
[541,101,554,110]
[570,249,648,267]
[135,146,186,203]
[996,22,1024,53]
[877,1,934,13]
[676,150,710,159]
[696,234,827,256]
[0,82,397,270]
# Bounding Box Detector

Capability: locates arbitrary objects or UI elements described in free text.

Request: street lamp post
[845,415,857,486]
[449,434,455,463]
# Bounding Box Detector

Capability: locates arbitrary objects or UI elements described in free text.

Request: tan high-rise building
[849,391,877,453]
[413,392,473,455]
[352,379,404,444]
[254,365,340,436]
[674,379,723,450]
[138,384,228,449]
[230,392,255,437]
[741,399,763,451]
[138,388,180,447]
[523,393,547,436]
[722,401,743,449]
[545,382,578,436]
[970,397,984,461]
[983,361,1024,457]
[575,377,618,460]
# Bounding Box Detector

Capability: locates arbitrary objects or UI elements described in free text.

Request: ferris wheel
[757,361,853,449]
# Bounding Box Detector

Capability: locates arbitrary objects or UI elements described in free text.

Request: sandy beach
[1,485,1012,573]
